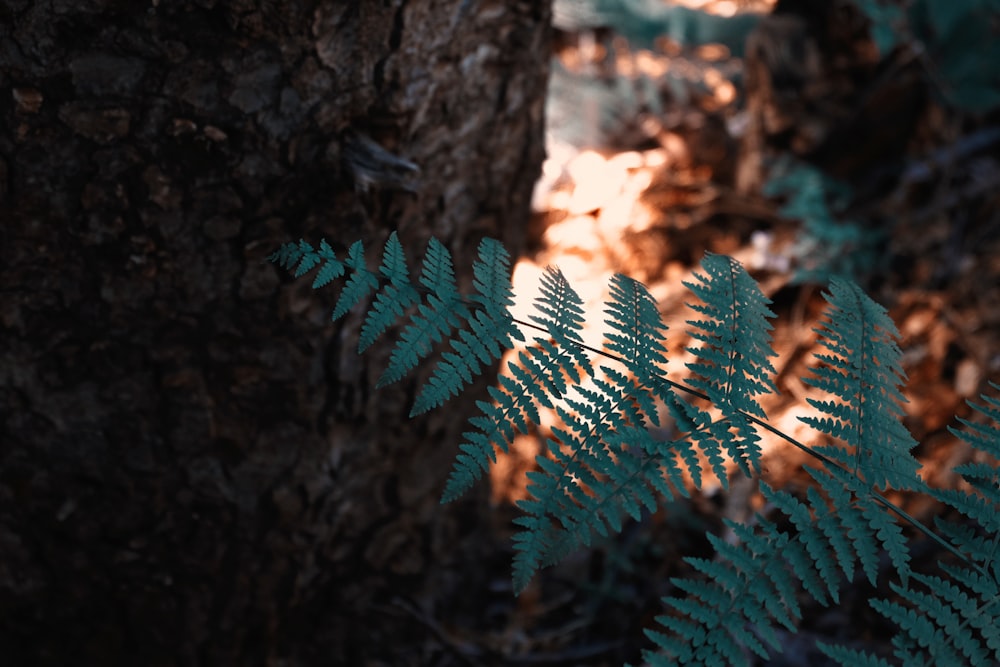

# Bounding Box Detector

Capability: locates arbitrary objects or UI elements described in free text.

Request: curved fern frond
[273,233,1000,667]
[604,273,669,397]
[681,253,778,480]
[800,278,922,491]
[819,569,1000,667]
[950,382,1000,459]
[819,384,1000,667]
[647,466,914,665]
[311,239,346,289]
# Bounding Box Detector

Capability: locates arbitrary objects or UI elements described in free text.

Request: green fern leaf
[816,642,894,667]
[827,384,998,666]
[358,232,419,351]
[528,266,592,382]
[507,271,685,592]
[949,384,1000,458]
[604,273,669,395]
[378,238,468,387]
[311,239,345,288]
[331,241,379,321]
[411,238,522,415]
[649,517,809,665]
[270,234,1000,667]
[293,239,322,277]
[800,278,922,491]
[761,483,840,604]
[683,253,778,478]
[268,238,307,270]
[441,268,593,504]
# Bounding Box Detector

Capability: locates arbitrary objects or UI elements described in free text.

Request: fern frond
[378,237,469,388]
[511,379,684,592]
[329,241,379,321]
[293,239,322,276]
[950,383,1000,459]
[272,234,1000,667]
[821,569,1000,667]
[268,238,308,270]
[682,253,778,479]
[604,273,669,398]
[441,267,594,504]
[762,483,841,604]
[358,232,419,351]
[816,642,894,667]
[507,274,682,592]
[528,266,593,384]
[800,277,922,491]
[819,383,1000,667]
[311,239,345,288]
[411,238,523,414]
[646,517,800,666]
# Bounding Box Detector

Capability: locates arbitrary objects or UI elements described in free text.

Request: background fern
[271,233,1000,666]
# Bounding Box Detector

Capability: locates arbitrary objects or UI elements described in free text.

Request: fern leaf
[829,383,998,665]
[649,515,821,666]
[411,239,522,414]
[311,239,345,288]
[761,483,840,604]
[949,383,1000,459]
[683,253,777,477]
[469,237,522,341]
[268,238,308,270]
[358,232,419,351]
[800,277,922,491]
[293,239,322,277]
[507,270,689,593]
[530,266,593,380]
[441,270,594,504]
[378,238,468,387]
[604,273,669,398]
[331,240,379,321]
[816,642,894,667]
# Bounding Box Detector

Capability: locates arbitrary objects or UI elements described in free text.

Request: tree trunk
[0,1,550,664]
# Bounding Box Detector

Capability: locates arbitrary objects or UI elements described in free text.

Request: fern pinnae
[442,267,595,505]
[273,234,1000,667]
[604,273,669,392]
[651,518,798,665]
[331,241,379,321]
[292,238,322,276]
[510,273,682,591]
[358,232,419,351]
[801,278,922,491]
[819,383,1000,667]
[411,238,522,414]
[950,383,1000,458]
[308,239,344,288]
[378,237,469,388]
[683,253,778,478]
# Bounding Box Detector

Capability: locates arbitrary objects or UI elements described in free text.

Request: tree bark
[0,1,550,664]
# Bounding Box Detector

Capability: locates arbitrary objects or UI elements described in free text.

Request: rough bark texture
[0,1,550,664]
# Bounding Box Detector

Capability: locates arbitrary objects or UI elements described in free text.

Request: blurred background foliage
[546,0,1000,283]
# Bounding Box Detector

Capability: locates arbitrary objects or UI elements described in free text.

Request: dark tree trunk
[0,1,550,664]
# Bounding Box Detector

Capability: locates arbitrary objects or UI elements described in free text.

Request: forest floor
[393,1,1000,665]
